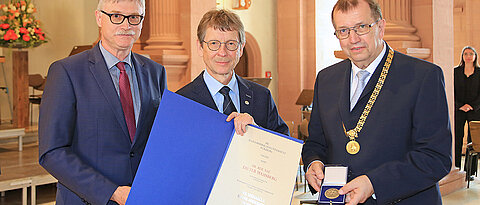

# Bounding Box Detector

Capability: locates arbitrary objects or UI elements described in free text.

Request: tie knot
[219,86,231,96]
[357,70,369,81]
[117,62,126,72]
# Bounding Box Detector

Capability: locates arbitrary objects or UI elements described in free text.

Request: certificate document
[127,91,302,205]
[207,125,302,205]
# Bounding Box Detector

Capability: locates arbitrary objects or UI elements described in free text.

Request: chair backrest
[468,121,480,152]
[28,74,45,90]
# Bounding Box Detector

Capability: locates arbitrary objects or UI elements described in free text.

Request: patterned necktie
[351,70,369,110]
[117,62,136,142]
[218,86,237,115]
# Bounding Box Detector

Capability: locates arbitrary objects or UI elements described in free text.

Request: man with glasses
[177,9,288,136]
[302,0,451,204]
[39,0,166,204]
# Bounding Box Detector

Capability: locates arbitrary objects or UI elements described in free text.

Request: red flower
[22,34,29,41]
[3,29,18,40]
[34,27,42,34]
[19,27,27,34]
[0,23,9,29]
[39,34,44,41]
[20,1,26,6]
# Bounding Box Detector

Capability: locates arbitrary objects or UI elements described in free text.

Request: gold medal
[346,140,360,155]
[325,188,340,199]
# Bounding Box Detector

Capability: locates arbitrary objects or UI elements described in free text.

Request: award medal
[343,48,394,155]
[324,188,340,199]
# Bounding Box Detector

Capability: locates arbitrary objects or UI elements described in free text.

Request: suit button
[130,152,134,157]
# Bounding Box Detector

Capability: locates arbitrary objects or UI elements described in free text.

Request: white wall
[315,0,341,74]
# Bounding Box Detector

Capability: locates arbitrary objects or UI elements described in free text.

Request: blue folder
[126,90,235,204]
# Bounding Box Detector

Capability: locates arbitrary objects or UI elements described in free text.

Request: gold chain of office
[344,48,394,155]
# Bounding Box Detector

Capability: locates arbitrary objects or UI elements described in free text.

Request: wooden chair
[466,121,480,188]
[28,74,46,125]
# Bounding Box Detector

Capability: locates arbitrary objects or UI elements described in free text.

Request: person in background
[454,46,480,179]
[38,0,166,204]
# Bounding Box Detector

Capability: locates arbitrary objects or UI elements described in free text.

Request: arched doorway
[235,32,262,77]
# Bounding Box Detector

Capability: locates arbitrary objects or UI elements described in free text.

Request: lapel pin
[245,100,250,105]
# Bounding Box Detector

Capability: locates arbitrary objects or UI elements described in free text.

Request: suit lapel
[338,60,353,127]
[192,72,218,111]
[131,54,149,146]
[88,44,131,143]
[356,45,391,104]
[237,75,253,114]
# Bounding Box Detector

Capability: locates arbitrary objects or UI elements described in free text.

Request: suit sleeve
[301,75,328,173]
[265,89,290,136]
[366,66,452,204]
[38,61,117,205]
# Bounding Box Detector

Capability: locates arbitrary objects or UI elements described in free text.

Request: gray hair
[197,9,245,44]
[97,0,145,13]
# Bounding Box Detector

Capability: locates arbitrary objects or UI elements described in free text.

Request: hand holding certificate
[127,91,302,205]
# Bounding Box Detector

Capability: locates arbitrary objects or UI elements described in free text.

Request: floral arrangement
[0,0,46,48]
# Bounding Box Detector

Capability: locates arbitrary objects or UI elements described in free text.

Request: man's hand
[110,186,131,205]
[305,161,325,192]
[339,175,374,205]
[226,112,254,136]
[460,104,473,112]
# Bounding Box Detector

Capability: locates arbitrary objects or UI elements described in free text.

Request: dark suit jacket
[454,66,480,120]
[39,44,167,205]
[176,72,289,135]
[302,46,452,204]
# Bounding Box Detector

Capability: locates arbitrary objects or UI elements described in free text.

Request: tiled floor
[0,140,479,204]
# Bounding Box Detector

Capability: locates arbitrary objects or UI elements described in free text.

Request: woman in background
[454,46,480,179]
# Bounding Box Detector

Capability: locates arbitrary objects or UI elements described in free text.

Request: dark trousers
[455,110,477,174]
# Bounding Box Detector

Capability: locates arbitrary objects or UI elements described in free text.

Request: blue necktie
[219,86,237,115]
[351,70,369,110]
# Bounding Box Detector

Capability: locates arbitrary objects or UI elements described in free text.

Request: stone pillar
[379,0,430,59]
[144,0,184,50]
[135,0,189,91]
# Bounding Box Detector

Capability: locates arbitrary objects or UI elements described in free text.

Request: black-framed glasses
[100,10,144,25]
[202,40,239,51]
[334,19,380,40]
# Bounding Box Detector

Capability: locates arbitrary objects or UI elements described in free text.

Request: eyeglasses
[334,19,380,40]
[100,10,144,25]
[202,40,239,51]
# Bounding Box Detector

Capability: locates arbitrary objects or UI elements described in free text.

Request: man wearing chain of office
[302,0,452,204]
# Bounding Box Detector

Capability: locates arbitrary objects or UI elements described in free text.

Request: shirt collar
[203,70,238,96]
[351,41,387,79]
[99,40,133,70]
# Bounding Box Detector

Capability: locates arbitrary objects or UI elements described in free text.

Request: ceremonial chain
[344,48,394,155]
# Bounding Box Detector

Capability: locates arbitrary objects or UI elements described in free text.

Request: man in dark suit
[38,0,166,204]
[302,0,451,204]
[177,9,288,136]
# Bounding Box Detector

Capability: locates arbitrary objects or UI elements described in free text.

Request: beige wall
[0,0,98,122]
[218,0,278,100]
